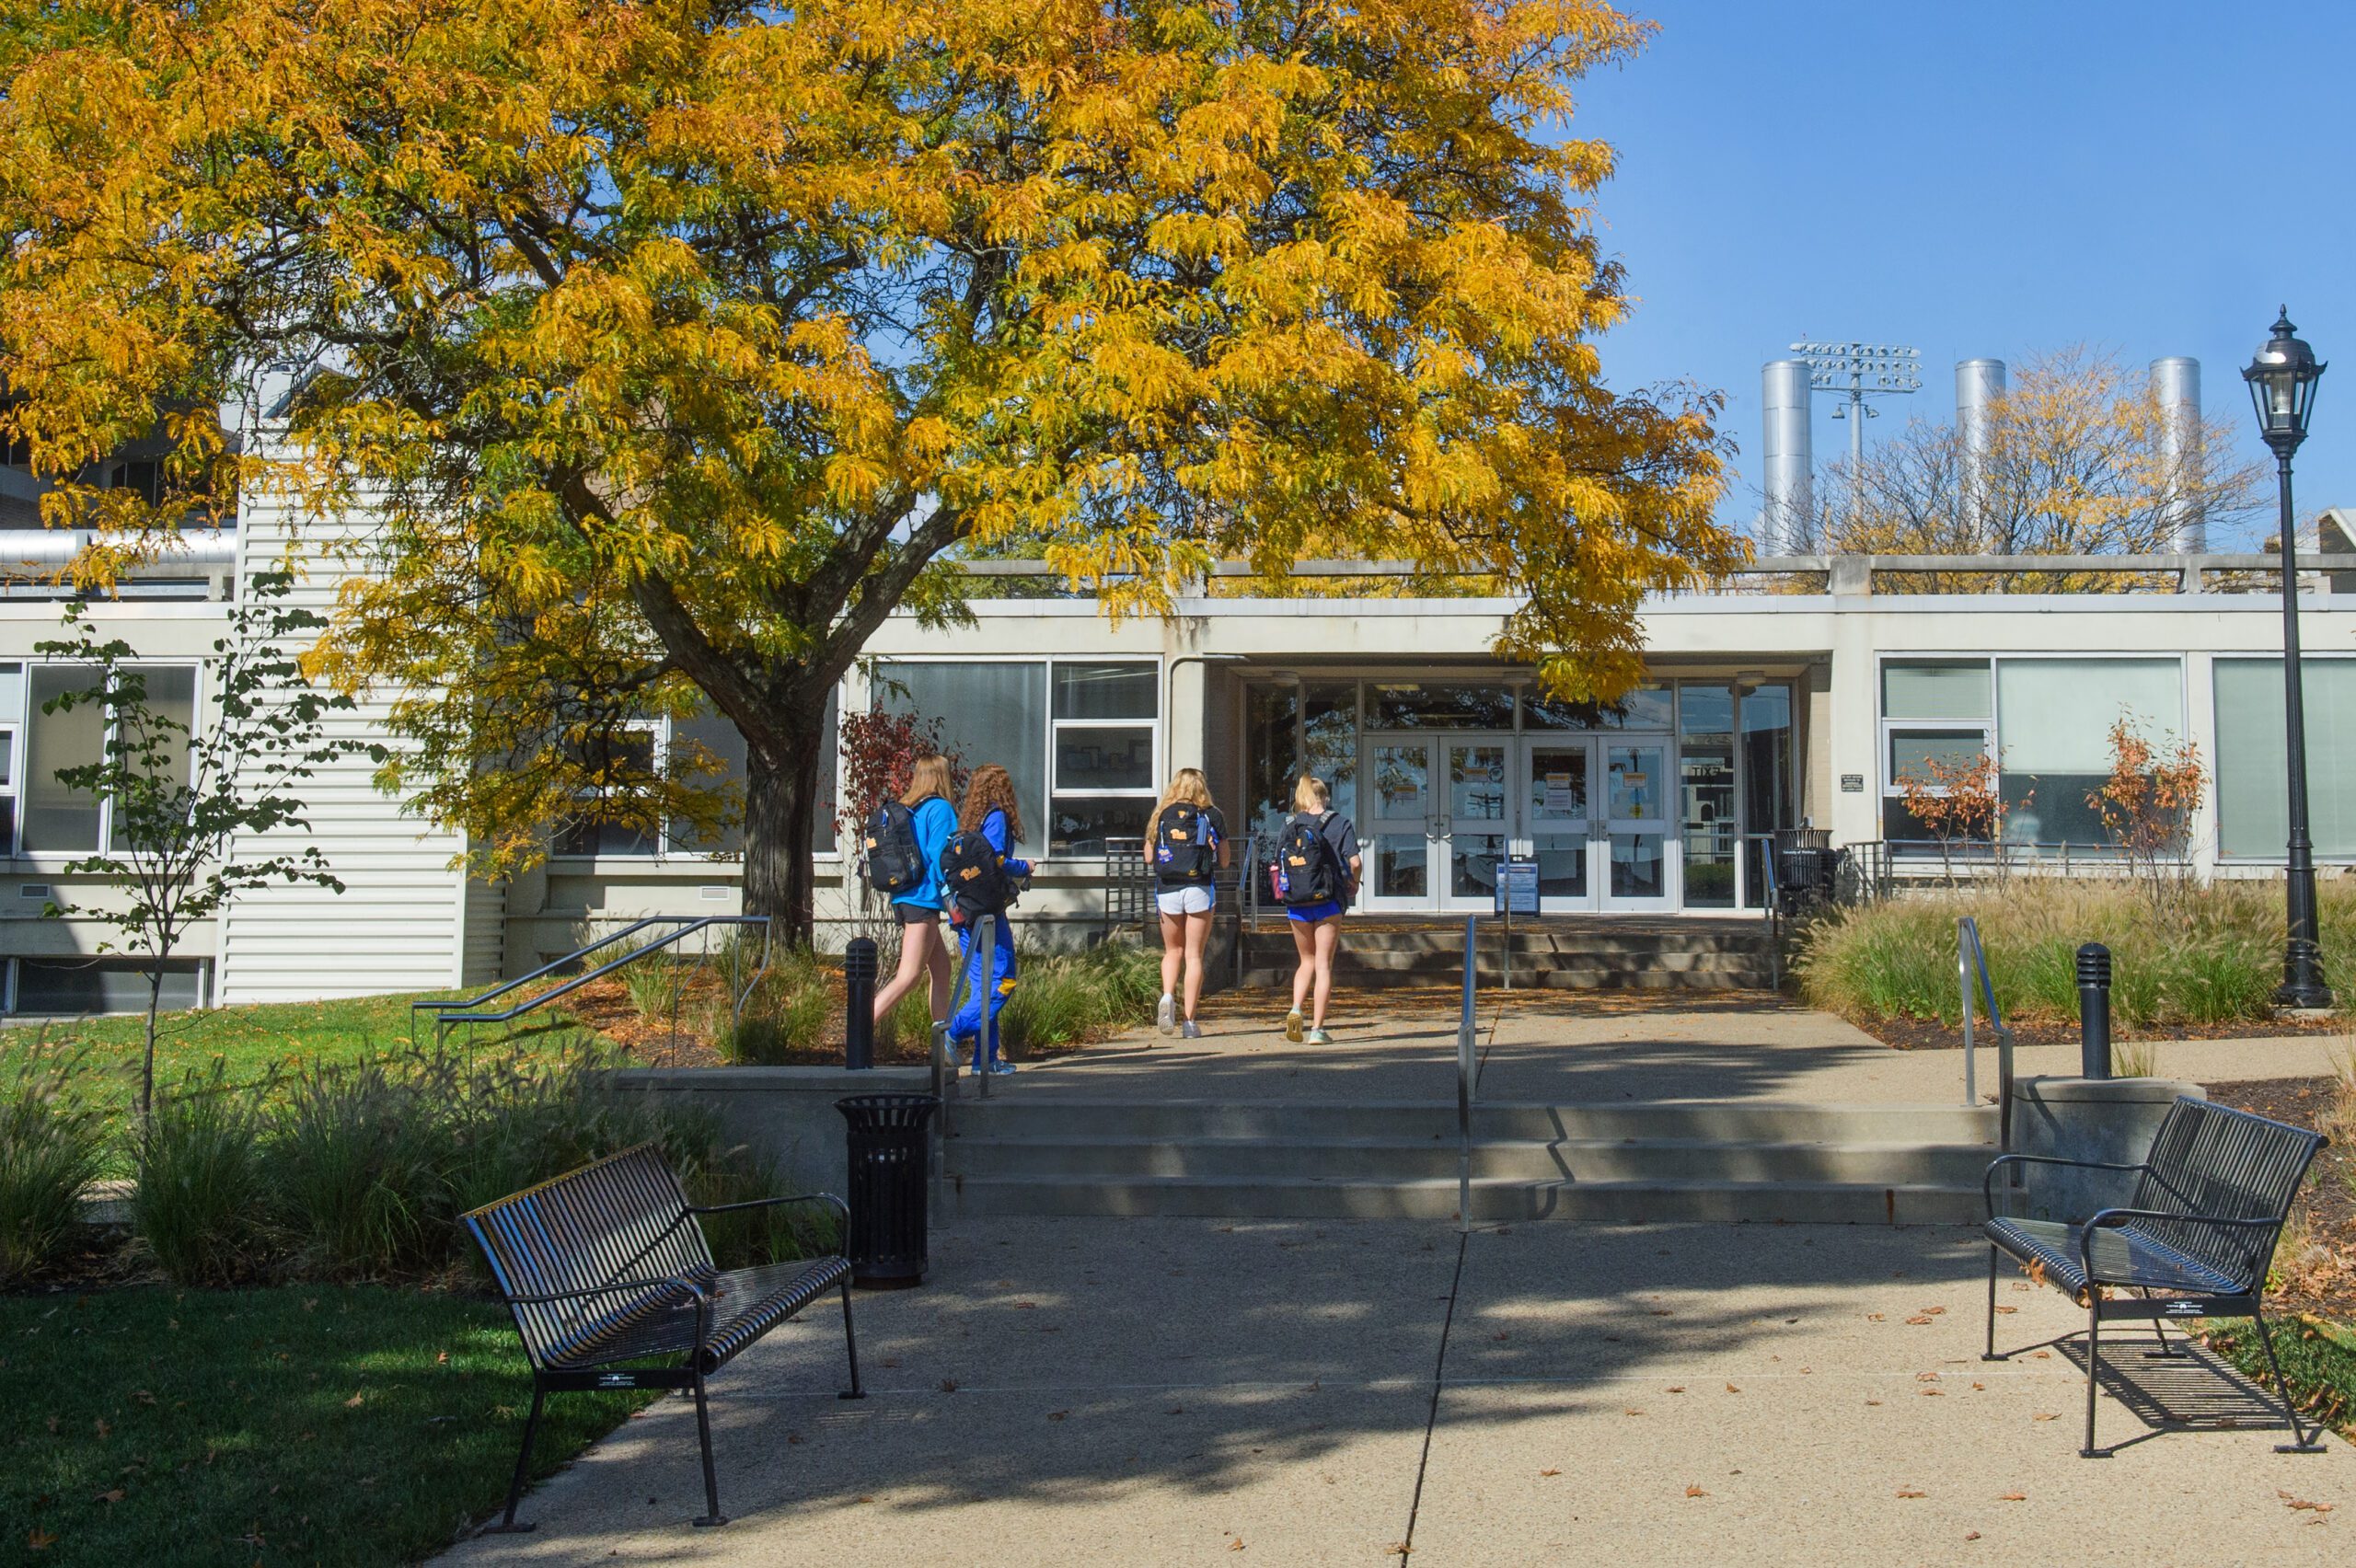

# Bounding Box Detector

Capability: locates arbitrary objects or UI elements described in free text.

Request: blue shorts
[1287,900,1345,924]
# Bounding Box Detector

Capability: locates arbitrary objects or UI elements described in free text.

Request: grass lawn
[0,993,583,1126]
[2200,1314,2356,1441]
[3,1284,649,1565]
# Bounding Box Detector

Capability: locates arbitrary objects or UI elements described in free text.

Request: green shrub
[270,1054,458,1278]
[882,984,935,1051]
[618,948,689,1023]
[1796,877,2355,1026]
[718,949,833,1064]
[999,939,1161,1052]
[0,1044,108,1286]
[133,1066,274,1286]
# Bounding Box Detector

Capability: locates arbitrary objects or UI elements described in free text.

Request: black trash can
[836,1094,939,1289]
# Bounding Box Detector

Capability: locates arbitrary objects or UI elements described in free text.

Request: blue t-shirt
[892,796,959,911]
[979,808,1033,880]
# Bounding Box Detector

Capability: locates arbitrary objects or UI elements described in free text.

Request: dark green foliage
[130,1065,270,1286]
[3,1286,653,1565]
[0,1043,108,1285]
[2200,1315,2356,1438]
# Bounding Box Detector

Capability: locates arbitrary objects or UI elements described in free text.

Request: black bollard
[844,938,877,1070]
[2075,942,2112,1080]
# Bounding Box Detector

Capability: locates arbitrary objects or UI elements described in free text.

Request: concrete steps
[943,1098,1998,1225]
[1230,922,1778,991]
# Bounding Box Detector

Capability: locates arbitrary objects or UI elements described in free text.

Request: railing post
[975,914,998,1100]
[1459,915,1477,1235]
[1958,917,1978,1108]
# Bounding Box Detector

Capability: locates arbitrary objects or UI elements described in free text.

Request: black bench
[463,1142,861,1529]
[1982,1096,2327,1458]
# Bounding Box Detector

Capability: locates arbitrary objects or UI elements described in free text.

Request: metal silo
[2151,356,2204,554]
[1761,359,1813,553]
[1955,358,2006,547]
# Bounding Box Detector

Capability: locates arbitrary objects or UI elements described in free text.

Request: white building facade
[0,525,2351,1009]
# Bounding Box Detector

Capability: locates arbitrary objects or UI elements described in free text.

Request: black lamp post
[2241,307,2333,1010]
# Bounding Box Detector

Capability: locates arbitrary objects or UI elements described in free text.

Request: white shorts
[1155,885,1214,917]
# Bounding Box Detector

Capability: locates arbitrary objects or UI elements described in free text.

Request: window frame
[1874,652,2191,856]
[13,657,203,861]
[2211,652,2356,865]
[1047,660,1161,858]
[866,653,1165,865]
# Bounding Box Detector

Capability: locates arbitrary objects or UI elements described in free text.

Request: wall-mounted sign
[1841,773,1865,793]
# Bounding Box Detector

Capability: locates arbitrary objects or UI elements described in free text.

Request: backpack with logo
[860,800,931,897]
[1274,813,1344,907]
[1154,802,1217,882]
[939,826,1015,918]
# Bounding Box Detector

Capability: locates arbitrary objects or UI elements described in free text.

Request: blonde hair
[901,754,953,807]
[1291,775,1331,813]
[1159,767,1215,813]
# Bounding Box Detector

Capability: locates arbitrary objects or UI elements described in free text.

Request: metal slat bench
[1981,1096,2328,1458]
[463,1143,861,1529]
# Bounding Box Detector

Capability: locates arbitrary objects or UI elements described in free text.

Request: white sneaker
[1180,1020,1203,1040]
[1156,994,1177,1035]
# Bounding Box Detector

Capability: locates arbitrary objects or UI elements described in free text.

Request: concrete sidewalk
[441,1218,2349,1566]
[1007,988,2346,1106]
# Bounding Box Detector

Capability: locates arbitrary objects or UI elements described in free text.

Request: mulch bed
[1856,1011,2347,1052]
[553,968,937,1068]
[2200,1076,2356,1324]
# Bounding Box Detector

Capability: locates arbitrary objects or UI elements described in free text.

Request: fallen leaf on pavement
[2033,1413,2058,1422]
[1896,1489,1925,1499]
[1685,1484,1708,1498]
[1994,1306,2017,1315]
[1906,1316,1934,1325]
[1540,1469,1561,1477]
[1998,1493,2027,1502]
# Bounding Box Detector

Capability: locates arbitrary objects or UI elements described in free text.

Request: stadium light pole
[2241,308,2332,1011]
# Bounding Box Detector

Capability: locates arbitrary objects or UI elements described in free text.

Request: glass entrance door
[1440,737,1511,911]
[1521,740,1596,911]
[1602,741,1675,910]
[1364,738,1436,911]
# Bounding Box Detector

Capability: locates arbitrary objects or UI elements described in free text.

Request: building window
[555,689,839,863]
[1993,658,2181,849]
[13,957,205,1016]
[19,663,197,856]
[555,726,660,857]
[2213,658,2356,860]
[1050,663,1158,855]
[1521,685,1674,731]
[875,661,1051,857]
[1878,661,1991,847]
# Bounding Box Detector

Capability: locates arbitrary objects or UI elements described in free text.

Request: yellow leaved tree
[0,0,1738,938]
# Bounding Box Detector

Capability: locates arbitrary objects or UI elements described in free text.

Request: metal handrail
[1458,914,1482,1235]
[410,914,692,1043]
[930,914,987,1221]
[1759,839,1782,989]
[1957,916,2015,1150]
[425,916,775,1048]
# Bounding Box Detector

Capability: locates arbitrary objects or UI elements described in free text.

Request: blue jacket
[980,808,1033,881]
[891,796,959,911]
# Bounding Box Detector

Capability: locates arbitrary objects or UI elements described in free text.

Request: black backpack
[860,798,935,896]
[1275,813,1344,907]
[1154,802,1217,882]
[939,827,1015,917]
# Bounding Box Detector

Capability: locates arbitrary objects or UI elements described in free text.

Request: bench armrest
[692,1191,850,1242]
[503,1272,713,1309]
[1982,1154,2148,1217]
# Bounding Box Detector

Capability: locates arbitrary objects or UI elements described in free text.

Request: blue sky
[1572,3,2356,543]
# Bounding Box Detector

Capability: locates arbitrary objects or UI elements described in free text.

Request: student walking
[943,764,1031,1076]
[1150,767,1228,1040]
[1276,775,1360,1044]
[868,754,959,1033]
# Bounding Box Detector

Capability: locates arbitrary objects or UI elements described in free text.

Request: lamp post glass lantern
[2241,308,2333,1009]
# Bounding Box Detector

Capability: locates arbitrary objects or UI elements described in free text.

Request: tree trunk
[141,969,162,1131]
[742,738,822,949]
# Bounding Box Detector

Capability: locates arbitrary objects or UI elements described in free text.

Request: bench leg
[690,1370,728,1527]
[2080,1297,2108,1458]
[838,1276,867,1401]
[1981,1245,2002,1361]
[487,1383,545,1532]
[2252,1308,2328,1454]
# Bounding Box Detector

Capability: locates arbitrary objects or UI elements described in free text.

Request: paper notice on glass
[1542,771,1576,814]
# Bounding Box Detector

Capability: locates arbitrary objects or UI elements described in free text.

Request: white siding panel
[214,467,468,1004]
